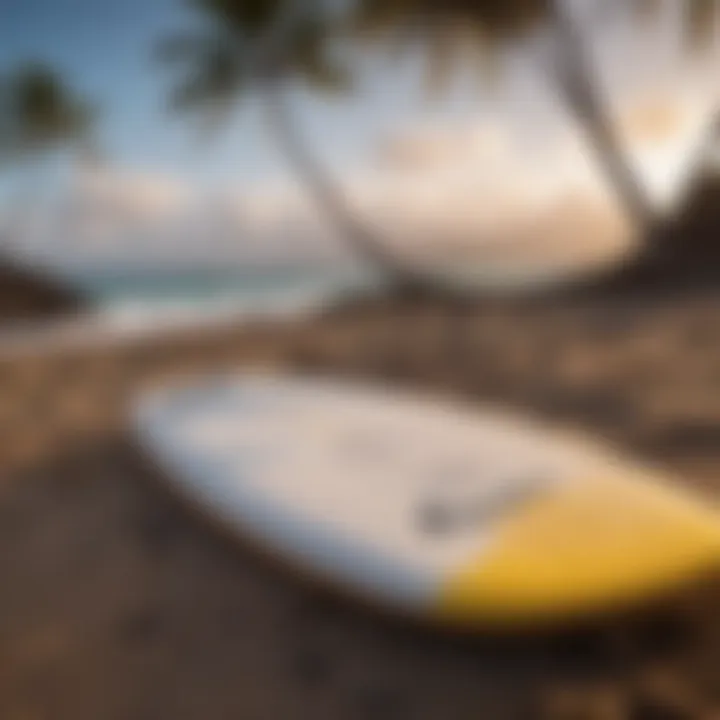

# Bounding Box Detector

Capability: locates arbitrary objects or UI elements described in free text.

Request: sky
[1,0,720,283]
[0,0,439,186]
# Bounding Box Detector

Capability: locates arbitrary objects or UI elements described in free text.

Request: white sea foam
[0,281,342,360]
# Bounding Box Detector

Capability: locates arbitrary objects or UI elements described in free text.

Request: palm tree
[0,62,95,166]
[0,62,97,241]
[0,63,95,314]
[159,0,428,290]
[349,0,720,293]
[161,0,720,295]
[354,0,720,235]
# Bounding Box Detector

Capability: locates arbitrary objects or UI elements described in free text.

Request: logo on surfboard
[417,473,548,536]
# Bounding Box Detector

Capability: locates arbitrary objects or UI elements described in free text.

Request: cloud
[340,165,633,288]
[41,168,195,253]
[375,123,510,173]
[6,0,712,291]
[621,97,691,146]
[16,90,684,280]
[10,166,352,271]
[73,168,193,220]
[8,136,637,288]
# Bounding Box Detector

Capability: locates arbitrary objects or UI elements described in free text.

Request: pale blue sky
[1,0,718,276]
[0,0,485,189]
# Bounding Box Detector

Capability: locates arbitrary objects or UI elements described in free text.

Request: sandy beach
[0,289,718,719]
[4,0,720,714]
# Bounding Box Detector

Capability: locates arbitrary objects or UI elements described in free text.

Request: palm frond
[631,0,664,23]
[351,0,549,99]
[0,63,94,162]
[423,25,463,100]
[160,0,351,113]
[166,35,245,129]
[288,14,351,92]
[685,0,720,52]
[188,0,285,37]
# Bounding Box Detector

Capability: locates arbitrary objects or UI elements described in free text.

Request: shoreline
[0,296,327,361]
[0,290,719,718]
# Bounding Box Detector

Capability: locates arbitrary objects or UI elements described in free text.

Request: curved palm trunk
[549,0,656,231]
[681,110,720,188]
[262,81,430,292]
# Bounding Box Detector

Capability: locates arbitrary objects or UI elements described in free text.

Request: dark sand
[0,292,719,719]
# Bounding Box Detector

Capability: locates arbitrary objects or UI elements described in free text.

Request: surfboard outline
[133,373,720,628]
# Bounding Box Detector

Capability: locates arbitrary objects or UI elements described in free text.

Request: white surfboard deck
[134,374,720,627]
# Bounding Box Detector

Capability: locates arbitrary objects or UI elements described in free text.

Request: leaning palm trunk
[549,0,656,232]
[252,0,437,294]
[262,80,429,291]
[547,0,720,293]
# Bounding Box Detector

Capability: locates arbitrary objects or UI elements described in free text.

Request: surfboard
[134,374,720,627]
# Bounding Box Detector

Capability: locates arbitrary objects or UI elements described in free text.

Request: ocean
[70,266,380,328]
[0,255,620,357]
[0,266,383,357]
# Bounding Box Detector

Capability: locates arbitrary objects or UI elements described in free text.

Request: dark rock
[0,259,83,324]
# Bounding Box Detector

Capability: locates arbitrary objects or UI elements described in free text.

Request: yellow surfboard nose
[438,475,720,626]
